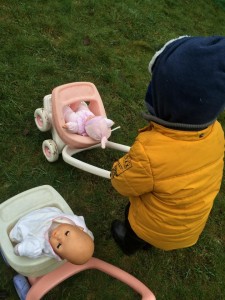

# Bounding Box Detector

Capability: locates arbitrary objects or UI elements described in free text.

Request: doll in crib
[63,102,114,148]
[9,207,94,265]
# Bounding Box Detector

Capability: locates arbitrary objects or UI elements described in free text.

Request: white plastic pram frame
[34,82,130,178]
[0,185,156,300]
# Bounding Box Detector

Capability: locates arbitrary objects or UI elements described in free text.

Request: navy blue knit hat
[144,36,225,129]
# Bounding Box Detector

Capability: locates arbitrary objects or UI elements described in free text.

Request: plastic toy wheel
[42,139,59,162]
[34,108,51,132]
[13,274,30,300]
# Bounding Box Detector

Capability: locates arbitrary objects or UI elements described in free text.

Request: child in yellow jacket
[111,36,225,255]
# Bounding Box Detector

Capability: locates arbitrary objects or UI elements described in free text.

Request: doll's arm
[63,105,79,132]
[14,238,43,258]
[63,122,79,133]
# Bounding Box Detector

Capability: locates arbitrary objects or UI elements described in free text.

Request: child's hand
[62,124,68,129]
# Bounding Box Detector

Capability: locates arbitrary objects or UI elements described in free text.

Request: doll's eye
[57,243,62,249]
[65,230,70,236]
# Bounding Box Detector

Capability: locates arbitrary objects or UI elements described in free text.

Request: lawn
[0,0,225,299]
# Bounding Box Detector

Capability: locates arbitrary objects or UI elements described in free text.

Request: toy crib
[0,185,156,300]
[34,82,130,178]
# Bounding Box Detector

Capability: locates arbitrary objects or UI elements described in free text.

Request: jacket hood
[144,36,225,130]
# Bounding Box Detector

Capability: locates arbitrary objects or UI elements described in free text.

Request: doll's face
[49,223,81,255]
[49,223,94,264]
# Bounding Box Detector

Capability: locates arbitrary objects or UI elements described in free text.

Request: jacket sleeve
[111,139,153,197]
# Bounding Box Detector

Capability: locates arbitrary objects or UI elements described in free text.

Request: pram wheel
[42,139,59,162]
[13,274,30,300]
[34,108,51,132]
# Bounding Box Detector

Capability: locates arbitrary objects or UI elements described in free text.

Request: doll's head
[145,36,225,130]
[85,116,114,149]
[49,223,94,265]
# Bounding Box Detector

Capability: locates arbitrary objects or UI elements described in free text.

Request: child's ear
[104,118,114,128]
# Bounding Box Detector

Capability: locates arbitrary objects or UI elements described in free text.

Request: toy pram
[0,185,156,300]
[34,82,130,178]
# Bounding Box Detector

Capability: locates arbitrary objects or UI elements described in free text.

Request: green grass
[0,0,225,299]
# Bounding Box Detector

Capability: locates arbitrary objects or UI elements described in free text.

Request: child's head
[145,36,225,130]
[49,223,94,265]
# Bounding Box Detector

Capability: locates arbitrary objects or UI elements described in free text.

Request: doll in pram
[0,185,156,300]
[34,82,130,178]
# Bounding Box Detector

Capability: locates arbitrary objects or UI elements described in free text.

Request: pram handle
[62,141,130,179]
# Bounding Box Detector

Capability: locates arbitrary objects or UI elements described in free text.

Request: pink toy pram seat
[52,82,107,149]
[34,82,130,177]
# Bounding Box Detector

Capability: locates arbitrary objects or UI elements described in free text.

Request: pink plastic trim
[36,115,43,128]
[26,257,156,300]
[52,82,107,148]
[44,146,51,157]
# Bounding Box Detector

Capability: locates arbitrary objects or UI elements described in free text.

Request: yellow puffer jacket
[111,121,224,250]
